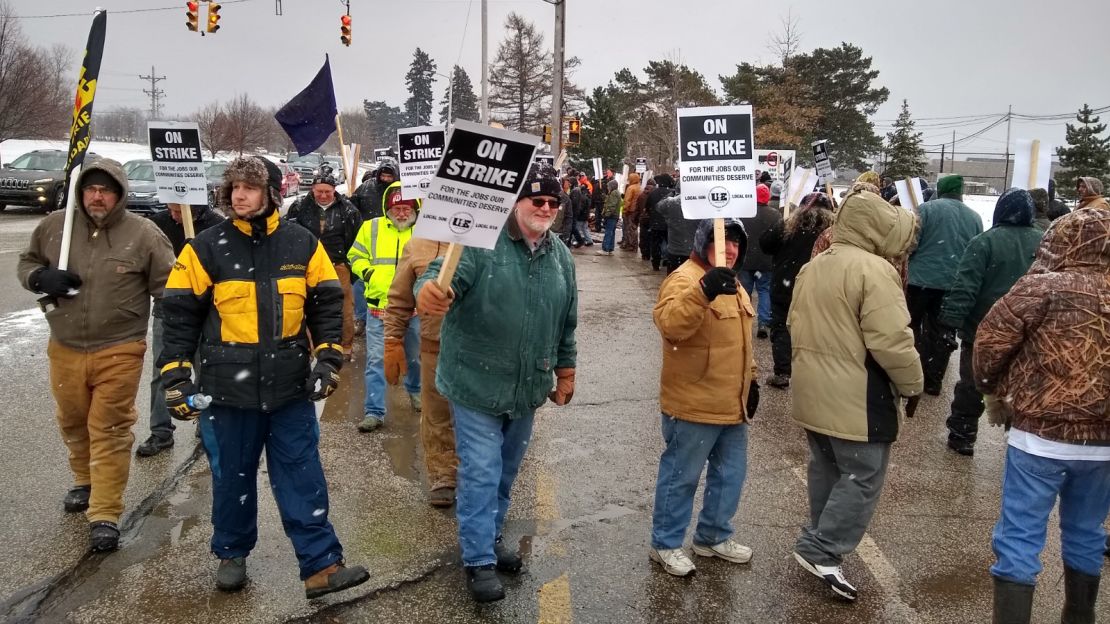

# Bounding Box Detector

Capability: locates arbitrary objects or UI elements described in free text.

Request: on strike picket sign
[812,139,834,182]
[397,126,445,200]
[677,105,756,219]
[147,121,207,205]
[414,120,539,249]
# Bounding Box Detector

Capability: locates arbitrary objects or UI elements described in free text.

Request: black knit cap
[82,169,122,195]
[518,163,562,200]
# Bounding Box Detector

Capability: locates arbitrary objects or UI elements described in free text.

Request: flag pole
[334,113,353,187]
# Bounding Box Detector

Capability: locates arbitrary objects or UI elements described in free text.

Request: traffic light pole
[548,0,565,162]
[480,0,489,124]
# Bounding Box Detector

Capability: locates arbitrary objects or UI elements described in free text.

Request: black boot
[63,485,91,513]
[89,521,120,552]
[1061,567,1099,624]
[992,577,1034,624]
[465,564,504,603]
[494,535,522,574]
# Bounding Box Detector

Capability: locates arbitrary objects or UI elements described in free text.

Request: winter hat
[759,171,773,184]
[518,164,562,200]
[1078,176,1104,197]
[992,188,1035,227]
[385,187,419,211]
[654,173,675,189]
[692,218,747,266]
[799,191,833,211]
[855,171,881,188]
[378,163,398,178]
[937,174,964,198]
[1029,188,1049,217]
[312,172,338,187]
[81,169,123,196]
[756,184,771,205]
[770,181,783,199]
[607,179,619,192]
[221,156,283,213]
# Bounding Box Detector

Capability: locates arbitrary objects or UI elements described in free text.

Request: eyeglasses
[83,185,117,197]
[529,197,559,209]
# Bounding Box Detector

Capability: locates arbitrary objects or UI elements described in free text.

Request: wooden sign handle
[713,218,726,267]
[1028,140,1040,189]
[436,242,464,290]
[176,203,196,239]
[903,177,920,211]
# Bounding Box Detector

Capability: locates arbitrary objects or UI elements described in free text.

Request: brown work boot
[304,562,370,599]
[428,486,455,508]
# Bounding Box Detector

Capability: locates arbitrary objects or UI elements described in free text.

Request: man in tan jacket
[788,189,922,601]
[384,237,457,507]
[18,158,175,552]
[649,218,759,578]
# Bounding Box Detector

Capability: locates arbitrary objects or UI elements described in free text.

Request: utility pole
[951,130,956,174]
[940,143,945,173]
[480,0,488,124]
[140,66,166,119]
[548,0,565,160]
[1002,105,1012,187]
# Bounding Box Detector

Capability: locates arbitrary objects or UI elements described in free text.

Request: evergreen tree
[439,65,479,125]
[363,99,407,151]
[883,99,926,179]
[404,48,437,127]
[568,85,627,173]
[1055,103,1110,200]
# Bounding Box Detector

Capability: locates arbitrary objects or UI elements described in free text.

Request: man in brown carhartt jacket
[384,237,457,507]
[17,157,174,552]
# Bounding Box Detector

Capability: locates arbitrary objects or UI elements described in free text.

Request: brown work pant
[48,339,145,524]
[622,214,638,249]
[420,349,457,489]
[334,263,355,351]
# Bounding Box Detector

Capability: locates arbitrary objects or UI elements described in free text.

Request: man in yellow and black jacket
[157,156,370,599]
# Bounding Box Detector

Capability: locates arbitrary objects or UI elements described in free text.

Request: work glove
[307,347,343,401]
[548,367,575,406]
[162,364,201,421]
[416,281,454,316]
[32,267,82,298]
[383,337,407,386]
[700,267,738,300]
[745,380,760,419]
[984,394,1011,428]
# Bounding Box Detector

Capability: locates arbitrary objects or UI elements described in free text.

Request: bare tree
[489,13,552,134]
[767,9,803,66]
[98,107,147,143]
[221,94,271,156]
[0,2,71,145]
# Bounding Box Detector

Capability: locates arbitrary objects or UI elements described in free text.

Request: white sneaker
[692,539,753,564]
[793,551,858,600]
[649,547,696,577]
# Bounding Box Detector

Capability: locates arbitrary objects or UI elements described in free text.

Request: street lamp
[435,70,454,128]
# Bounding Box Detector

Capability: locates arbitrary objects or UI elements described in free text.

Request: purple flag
[275,56,338,156]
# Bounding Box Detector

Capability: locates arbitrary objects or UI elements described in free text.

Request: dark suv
[0,149,82,213]
[120,159,167,216]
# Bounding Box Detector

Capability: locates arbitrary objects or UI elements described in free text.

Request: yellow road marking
[537,572,572,624]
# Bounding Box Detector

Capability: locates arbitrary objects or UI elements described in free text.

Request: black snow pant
[665,253,686,275]
[769,300,791,376]
[946,342,984,443]
[650,229,667,271]
[639,223,652,260]
[906,285,958,393]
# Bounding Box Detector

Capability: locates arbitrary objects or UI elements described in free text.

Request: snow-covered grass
[0,138,152,167]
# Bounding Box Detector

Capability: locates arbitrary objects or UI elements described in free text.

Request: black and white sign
[635,157,647,174]
[534,153,555,169]
[147,121,206,205]
[812,140,834,182]
[676,105,756,219]
[397,126,445,200]
[414,120,539,249]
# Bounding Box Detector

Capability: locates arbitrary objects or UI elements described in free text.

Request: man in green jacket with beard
[414,167,578,604]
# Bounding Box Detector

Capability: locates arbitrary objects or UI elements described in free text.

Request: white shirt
[1009,429,1110,462]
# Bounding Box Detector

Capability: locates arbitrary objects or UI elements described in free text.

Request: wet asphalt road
[0,217,1105,623]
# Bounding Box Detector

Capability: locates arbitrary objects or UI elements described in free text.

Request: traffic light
[206,2,221,33]
[186,1,199,31]
[340,15,352,46]
[543,124,553,144]
[566,118,581,146]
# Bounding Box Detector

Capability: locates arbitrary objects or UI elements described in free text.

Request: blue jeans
[571,220,592,246]
[991,445,1110,585]
[602,217,618,252]
[363,314,421,417]
[451,401,535,567]
[739,270,772,326]
[353,279,367,323]
[651,413,749,550]
[200,400,343,580]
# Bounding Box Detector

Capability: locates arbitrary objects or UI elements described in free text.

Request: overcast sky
[12,0,1110,158]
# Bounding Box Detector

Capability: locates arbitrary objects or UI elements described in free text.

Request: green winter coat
[939,193,1044,340]
[602,191,621,219]
[416,217,578,418]
[907,197,983,290]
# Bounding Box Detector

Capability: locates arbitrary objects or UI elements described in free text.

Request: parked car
[204,160,228,207]
[0,149,96,213]
[120,159,167,216]
[276,161,300,197]
[284,153,345,187]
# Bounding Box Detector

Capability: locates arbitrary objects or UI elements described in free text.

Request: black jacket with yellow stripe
[158,209,343,412]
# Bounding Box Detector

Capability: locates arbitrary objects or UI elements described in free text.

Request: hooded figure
[1028,188,1053,231]
[788,189,921,601]
[938,189,1044,455]
[648,217,758,578]
[973,207,1110,623]
[661,194,698,273]
[351,161,399,220]
[1076,176,1110,211]
[620,172,643,251]
[646,174,677,270]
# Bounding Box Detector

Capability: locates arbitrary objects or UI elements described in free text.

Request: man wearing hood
[350,161,398,221]
[620,172,643,251]
[348,183,422,432]
[974,207,1110,624]
[1076,176,1109,211]
[939,189,1044,456]
[636,177,657,260]
[18,157,175,552]
[158,156,369,597]
[661,192,699,274]
[649,218,759,578]
[286,173,363,357]
[138,202,225,457]
[647,174,677,271]
[906,174,983,395]
[414,167,577,603]
[788,189,922,601]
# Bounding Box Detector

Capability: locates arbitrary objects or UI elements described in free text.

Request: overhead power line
[16,0,256,19]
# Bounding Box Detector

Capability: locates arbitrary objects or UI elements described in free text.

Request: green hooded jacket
[907,197,983,290]
[415,218,578,418]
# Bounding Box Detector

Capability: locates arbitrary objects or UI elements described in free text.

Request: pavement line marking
[537,572,572,624]
[791,466,923,622]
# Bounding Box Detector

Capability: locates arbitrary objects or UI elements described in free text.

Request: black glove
[32,267,82,298]
[746,380,760,419]
[162,364,201,421]
[700,267,738,300]
[307,348,343,401]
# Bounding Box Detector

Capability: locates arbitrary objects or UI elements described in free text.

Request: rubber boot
[993,577,1034,624]
[1061,567,1099,624]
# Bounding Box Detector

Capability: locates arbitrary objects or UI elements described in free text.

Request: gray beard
[388,214,416,231]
